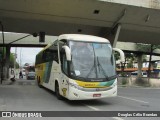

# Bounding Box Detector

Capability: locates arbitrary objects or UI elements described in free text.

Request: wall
[99,0,160,9]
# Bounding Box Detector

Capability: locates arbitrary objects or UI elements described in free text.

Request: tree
[10,53,15,68]
[137,43,160,78]
[9,53,19,68]
[125,53,136,68]
[0,47,6,60]
[114,51,137,76]
[0,48,19,68]
[114,51,119,60]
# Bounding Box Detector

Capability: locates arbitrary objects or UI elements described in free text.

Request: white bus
[35,34,124,100]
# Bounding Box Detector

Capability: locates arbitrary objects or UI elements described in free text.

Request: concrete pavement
[0,79,160,120]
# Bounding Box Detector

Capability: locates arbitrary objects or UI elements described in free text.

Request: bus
[35,34,125,100]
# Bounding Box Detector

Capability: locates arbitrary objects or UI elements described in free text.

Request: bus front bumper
[67,85,117,100]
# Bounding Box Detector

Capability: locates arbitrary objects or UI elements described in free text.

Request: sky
[11,47,43,66]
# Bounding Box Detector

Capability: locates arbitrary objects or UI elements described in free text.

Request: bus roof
[36,34,110,57]
[58,34,110,43]
[36,44,52,56]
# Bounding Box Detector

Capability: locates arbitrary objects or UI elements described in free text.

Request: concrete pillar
[112,24,122,48]
[5,45,11,79]
[0,47,5,83]
[137,54,143,78]
[104,24,122,48]
[0,49,2,83]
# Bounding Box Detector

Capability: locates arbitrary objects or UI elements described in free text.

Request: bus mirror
[62,45,71,61]
[113,48,125,63]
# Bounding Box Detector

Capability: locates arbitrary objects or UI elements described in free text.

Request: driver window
[62,54,68,75]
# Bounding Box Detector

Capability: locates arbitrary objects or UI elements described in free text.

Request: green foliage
[0,47,6,59]
[127,62,133,68]
[136,43,160,78]
[0,47,19,68]
[142,55,147,62]
[125,53,135,58]
[136,43,160,52]
[16,62,19,68]
[125,53,136,68]
[136,44,151,52]
[121,72,126,77]
[114,51,120,61]
[152,45,160,50]
[10,53,15,68]
[114,52,136,63]
[115,51,138,69]
[10,53,19,68]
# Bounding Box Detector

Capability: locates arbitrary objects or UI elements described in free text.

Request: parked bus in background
[35,34,125,100]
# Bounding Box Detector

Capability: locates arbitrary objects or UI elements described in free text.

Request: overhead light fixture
[78,29,82,32]
[93,10,100,14]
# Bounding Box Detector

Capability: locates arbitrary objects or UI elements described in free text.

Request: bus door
[60,50,69,97]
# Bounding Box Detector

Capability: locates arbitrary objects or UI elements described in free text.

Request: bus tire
[37,77,42,88]
[55,82,63,100]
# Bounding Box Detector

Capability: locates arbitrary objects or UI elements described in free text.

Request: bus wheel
[55,82,63,100]
[37,77,42,88]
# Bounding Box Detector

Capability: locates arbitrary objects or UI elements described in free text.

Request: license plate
[93,94,101,97]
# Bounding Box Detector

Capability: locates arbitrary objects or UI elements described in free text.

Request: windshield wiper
[97,56,109,79]
[86,57,97,78]
[86,65,94,78]
[108,75,118,80]
[86,43,97,78]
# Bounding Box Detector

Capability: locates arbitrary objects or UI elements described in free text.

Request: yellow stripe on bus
[75,80,110,88]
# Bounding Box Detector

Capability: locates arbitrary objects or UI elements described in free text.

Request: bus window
[42,50,58,63]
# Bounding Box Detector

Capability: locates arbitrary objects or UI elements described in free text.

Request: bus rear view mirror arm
[113,48,125,63]
[62,45,71,61]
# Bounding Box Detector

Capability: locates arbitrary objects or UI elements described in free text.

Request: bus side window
[42,50,50,62]
[36,53,43,65]
[42,50,59,63]
[42,51,46,62]
[53,51,59,63]
[45,51,52,62]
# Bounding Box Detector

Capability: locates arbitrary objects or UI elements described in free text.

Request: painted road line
[112,117,124,120]
[118,86,160,89]
[133,87,160,89]
[118,95,149,104]
[83,104,100,111]
[83,104,124,120]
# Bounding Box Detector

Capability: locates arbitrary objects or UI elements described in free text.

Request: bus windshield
[69,41,116,81]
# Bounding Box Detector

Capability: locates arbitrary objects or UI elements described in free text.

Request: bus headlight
[68,82,83,90]
[111,79,117,87]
